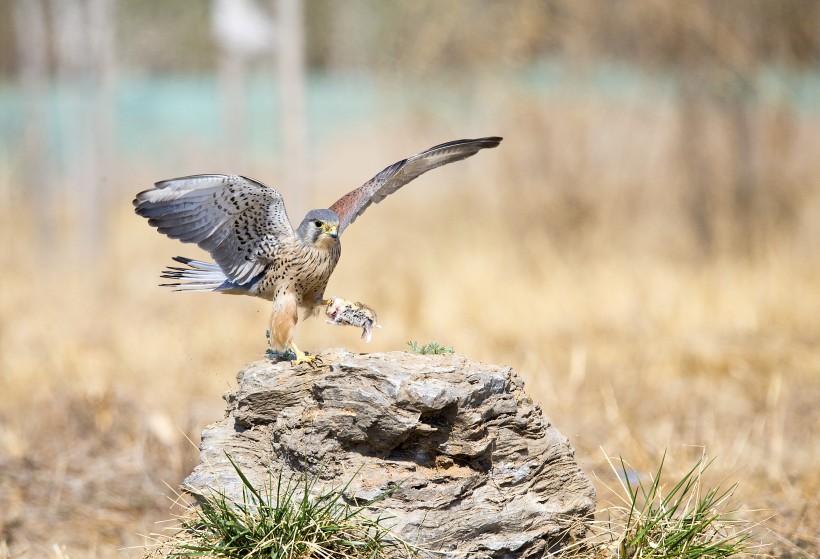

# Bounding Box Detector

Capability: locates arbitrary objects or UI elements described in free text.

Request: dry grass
[1,99,819,558]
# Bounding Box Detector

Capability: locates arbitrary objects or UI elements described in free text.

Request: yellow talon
[290,342,321,367]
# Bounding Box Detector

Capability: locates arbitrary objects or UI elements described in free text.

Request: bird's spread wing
[329,136,502,234]
[133,174,294,284]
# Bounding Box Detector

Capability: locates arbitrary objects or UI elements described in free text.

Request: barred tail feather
[160,256,244,293]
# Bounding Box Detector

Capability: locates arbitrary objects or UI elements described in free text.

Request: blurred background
[1,1,819,557]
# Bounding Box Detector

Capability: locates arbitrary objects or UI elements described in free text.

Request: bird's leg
[266,294,301,362]
[266,294,321,366]
[288,341,320,366]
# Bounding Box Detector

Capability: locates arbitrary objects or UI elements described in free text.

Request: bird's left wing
[329,136,502,234]
[133,174,294,284]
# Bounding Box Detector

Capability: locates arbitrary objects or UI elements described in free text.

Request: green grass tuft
[406,341,454,355]
[165,454,418,559]
[559,451,758,559]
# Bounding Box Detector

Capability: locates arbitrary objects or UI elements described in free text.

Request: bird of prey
[133,137,502,364]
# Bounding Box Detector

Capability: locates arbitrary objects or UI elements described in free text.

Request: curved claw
[291,353,321,367]
[290,342,321,367]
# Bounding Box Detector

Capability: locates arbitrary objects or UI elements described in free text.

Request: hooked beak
[326,225,338,239]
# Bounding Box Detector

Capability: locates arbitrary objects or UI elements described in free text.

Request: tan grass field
[1,104,819,558]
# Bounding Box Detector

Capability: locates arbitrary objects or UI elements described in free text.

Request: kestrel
[133,137,502,364]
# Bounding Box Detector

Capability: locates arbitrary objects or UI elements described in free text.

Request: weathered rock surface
[183,349,595,558]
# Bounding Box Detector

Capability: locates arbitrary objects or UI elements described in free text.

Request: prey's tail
[160,256,249,294]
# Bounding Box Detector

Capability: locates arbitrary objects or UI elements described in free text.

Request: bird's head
[296,209,340,248]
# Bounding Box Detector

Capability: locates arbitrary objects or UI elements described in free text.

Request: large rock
[182,349,595,558]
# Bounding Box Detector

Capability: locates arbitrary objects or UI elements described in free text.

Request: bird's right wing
[133,174,294,284]
[329,136,502,234]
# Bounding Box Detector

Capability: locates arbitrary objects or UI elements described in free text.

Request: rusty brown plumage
[329,137,502,233]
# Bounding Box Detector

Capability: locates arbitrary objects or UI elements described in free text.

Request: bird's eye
[313,220,323,228]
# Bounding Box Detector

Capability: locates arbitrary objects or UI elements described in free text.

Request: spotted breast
[252,239,342,311]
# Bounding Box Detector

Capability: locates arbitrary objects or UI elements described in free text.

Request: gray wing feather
[329,137,502,233]
[134,174,294,284]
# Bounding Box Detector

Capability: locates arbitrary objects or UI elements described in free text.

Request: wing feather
[134,174,294,284]
[329,137,502,233]
[148,211,210,230]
